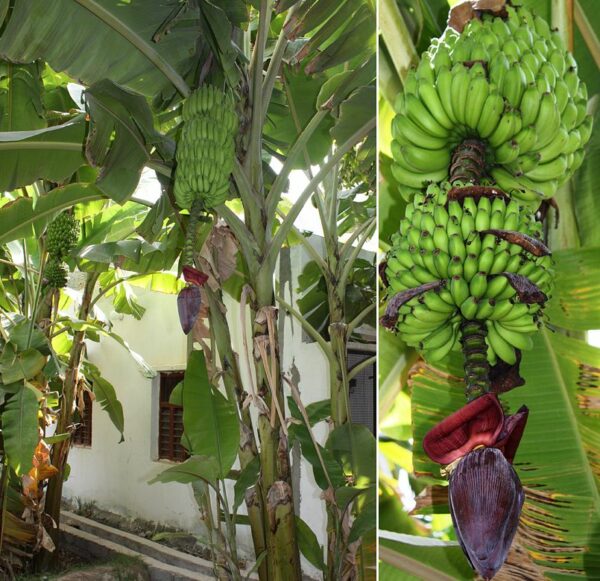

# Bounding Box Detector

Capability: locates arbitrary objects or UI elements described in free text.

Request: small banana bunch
[174,85,238,210]
[391,4,592,204]
[45,212,79,289]
[383,183,553,365]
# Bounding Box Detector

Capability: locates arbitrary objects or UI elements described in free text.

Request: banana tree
[378,0,600,579]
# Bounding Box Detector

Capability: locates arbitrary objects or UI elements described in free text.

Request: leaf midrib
[73,0,190,97]
[0,142,83,151]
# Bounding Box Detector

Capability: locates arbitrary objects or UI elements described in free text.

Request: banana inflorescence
[383,182,553,365]
[45,212,80,289]
[174,84,238,210]
[390,4,592,205]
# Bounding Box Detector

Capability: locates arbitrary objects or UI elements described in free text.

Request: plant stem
[183,199,203,266]
[40,271,100,567]
[460,320,491,401]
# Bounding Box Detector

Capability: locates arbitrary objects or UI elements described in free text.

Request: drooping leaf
[0,117,87,192]
[182,350,239,480]
[573,106,600,248]
[326,422,376,484]
[2,386,40,475]
[304,399,331,425]
[149,455,220,487]
[196,1,244,87]
[295,515,326,571]
[84,362,124,442]
[264,67,334,168]
[287,396,345,490]
[58,319,155,378]
[0,0,200,101]
[0,183,104,245]
[348,485,377,543]
[85,80,168,203]
[111,283,146,320]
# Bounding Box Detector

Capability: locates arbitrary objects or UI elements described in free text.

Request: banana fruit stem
[461,318,491,401]
[449,139,487,184]
[183,198,204,266]
[452,138,492,401]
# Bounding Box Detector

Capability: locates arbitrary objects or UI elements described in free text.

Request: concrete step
[62,523,209,580]
[62,510,219,579]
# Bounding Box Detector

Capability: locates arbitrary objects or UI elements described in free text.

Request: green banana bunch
[44,211,79,290]
[390,4,592,204]
[174,85,238,210]
[45,258,69,289]
[383,182,554,365]
[46,212,80,258]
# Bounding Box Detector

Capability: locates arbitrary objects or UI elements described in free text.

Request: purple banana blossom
[423,394,529,579]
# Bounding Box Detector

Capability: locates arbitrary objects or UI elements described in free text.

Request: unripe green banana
[486,320,518,364]
[175,85,238,210]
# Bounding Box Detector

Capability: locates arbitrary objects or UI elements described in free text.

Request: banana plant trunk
[252,271,301,579]
[39,272,100,567]
[204,286,268,580]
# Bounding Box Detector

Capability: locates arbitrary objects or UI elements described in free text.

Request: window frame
[153,368,189,463]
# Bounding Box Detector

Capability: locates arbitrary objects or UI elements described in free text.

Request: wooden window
[348,349,376,434]
[73,391,93,447]
[158,371,188,462]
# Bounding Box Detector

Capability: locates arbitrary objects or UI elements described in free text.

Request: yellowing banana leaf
[410,329,600,578]
[0,117,86,192]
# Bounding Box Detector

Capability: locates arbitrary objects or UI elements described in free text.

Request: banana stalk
[40,272,100,566]
[203,286,269,580]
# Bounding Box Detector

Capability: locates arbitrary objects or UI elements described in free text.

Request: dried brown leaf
[448,1,477,33]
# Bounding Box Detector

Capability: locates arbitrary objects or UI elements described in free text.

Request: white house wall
[62,242,354,578]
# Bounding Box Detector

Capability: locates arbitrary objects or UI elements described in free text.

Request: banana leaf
[0,0,200,101]
[181,350,239,480]
[0,183,104,245]
[1,385,40,476]
[0,117,87,192]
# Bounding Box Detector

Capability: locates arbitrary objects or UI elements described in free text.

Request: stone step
[62,523,209,581]
[62,510,220,578]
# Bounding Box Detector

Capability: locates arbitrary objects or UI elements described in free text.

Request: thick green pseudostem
[460,320,491,401]
[266,481,299,581]
[451,139,491,401]
[41,272,100,566]
[252,298,300,579]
